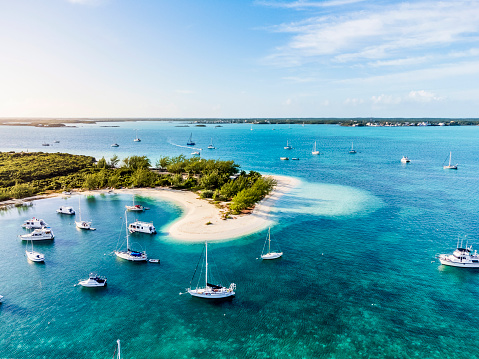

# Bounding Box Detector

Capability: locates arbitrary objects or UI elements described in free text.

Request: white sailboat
[349,142,356,154]
[443,152,458,169]
[114,212,147,261]
[125,196,144,211]
[207,138,215,149]
[187,242,236,299]
[26,240,45,262]
[134,129,141,142]
[113,340,122,359]
[284,140,292,150]
[261,227,283,260]
[75,196,95,230]
[312,141,320,155]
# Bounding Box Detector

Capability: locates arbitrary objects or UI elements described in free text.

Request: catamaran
[261,227,283,260]
[187,242,236,299]
[443,152,458,169]
[312,141,320,155]
[114,212,147,261]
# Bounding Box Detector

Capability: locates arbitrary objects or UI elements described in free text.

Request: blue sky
[1,0,479,118]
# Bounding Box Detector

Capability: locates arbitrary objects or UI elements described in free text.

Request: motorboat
[114,212,147,261]
[191,151,200,156]
[401,156,410,163]
[22,217,48,229]
[26,240,45,262]
[56,206,75,215]
[280,157,289,160]
[149,258,160,263]
[79,273,107,287]
[261,227,283,260]
[187,242,236,299]
[19,227,54,241]
[129,221,156,234]
[111,143,119,147]
[291,158,299,160]
[438,238,479,267]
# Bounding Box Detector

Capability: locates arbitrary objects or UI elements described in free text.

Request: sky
[1,0,479,118]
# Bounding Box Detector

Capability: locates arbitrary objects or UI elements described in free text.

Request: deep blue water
[1,121,479,358]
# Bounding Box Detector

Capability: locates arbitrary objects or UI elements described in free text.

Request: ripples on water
[1,123,479,357]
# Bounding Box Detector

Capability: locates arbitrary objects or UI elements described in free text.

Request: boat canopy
[207,283,223,289]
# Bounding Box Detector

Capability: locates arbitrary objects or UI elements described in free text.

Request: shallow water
[1,122,479,358]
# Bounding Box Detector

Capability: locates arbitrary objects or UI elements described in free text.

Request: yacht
[349,142,356,154]
[114,212,148,261]
[312,141,320,155]
[125,196,145,211]
[56,206,75,215]
[22,218,48,229]
[438,238,479,267]
[75,196,95,230]
[284,140,293,150]
[261,227,283,260]
[187,133,195,146]
[133,129,141,142]
[443,152,458,170]
[207,138,215,149]
[19,227,54,241]
[78,273,107,287]
[401,156,410,163]
[129,221,156,234]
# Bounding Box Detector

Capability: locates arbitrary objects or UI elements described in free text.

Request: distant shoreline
[0,117,478,128]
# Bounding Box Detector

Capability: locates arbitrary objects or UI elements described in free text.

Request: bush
[200,190,214,199]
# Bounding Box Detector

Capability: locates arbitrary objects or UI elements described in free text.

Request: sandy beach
[113,175,300,241]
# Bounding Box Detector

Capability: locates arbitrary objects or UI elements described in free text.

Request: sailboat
[114,211,147,261]
[349,142,356,154]
[284,140,292,150]
[312,141,320,155]
[187,133,195,146]
[261,227,283,260]
[125,195,144,211]
[113,340,122,359]
[133,129,141,142]
[187,242,236,299]
[75,196,95,230]
[207,138,215,149]
[26,240,45,262]
[443,152,458,169]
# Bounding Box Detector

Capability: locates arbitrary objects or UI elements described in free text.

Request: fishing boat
[207,138,215,149]
[26,240,45,262]
[78,273,107,287]
[125,196,145,211]
[22,217,48,229]
[114,212,147,261]
[75,196,95,230]
[19,227,54,241]
[438,237,479,267]
[443,152,458,169]
[284,140,292,150]
[133,129,141,142]
[56,206,75,215]
[312,141,320,155]
[187,242,236,299]
[349,142,356,154]
[129,221,156,234]
[401,156,410,163]
[187,133,195,146]
[261,227,283,260]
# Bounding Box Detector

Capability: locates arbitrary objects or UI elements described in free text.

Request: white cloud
[344,98,364,105]
[266,1,479,67]
[371,94,401,105]
[408,90,444,103]
[256,0,366,9]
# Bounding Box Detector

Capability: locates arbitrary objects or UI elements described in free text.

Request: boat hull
[261,252,283,260]
[188,288,235,299]
[439,258,479,267]
[79,279,107,287]
[26,251,45,262]
[114,251,147,261]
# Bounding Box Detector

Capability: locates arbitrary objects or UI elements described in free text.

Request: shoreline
[3,175,300,242]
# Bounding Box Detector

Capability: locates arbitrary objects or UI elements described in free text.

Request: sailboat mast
[449,152,452,166]
[205,242,208,287]
[268,228,271,253]
[125,212,130,251]
[117,339,121,359]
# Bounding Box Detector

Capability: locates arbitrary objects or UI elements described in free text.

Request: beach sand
[100,175,299,241]
[4,175,300,242]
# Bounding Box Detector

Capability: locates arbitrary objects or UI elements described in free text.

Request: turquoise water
[1,122,479,358]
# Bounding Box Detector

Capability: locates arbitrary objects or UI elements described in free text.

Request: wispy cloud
[256,0,366,9]
[265,1,479,68]
[66,0,105,5]
[175,90,194,94]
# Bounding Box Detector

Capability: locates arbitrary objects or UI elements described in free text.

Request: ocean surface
[1,121,479,358]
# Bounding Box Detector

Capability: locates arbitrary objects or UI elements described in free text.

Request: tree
[109,154,120,168]
[122,156,151,170]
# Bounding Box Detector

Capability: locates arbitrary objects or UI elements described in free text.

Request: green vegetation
[0,152,276,214]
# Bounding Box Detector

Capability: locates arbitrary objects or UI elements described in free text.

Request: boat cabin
[129,221,156,234]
